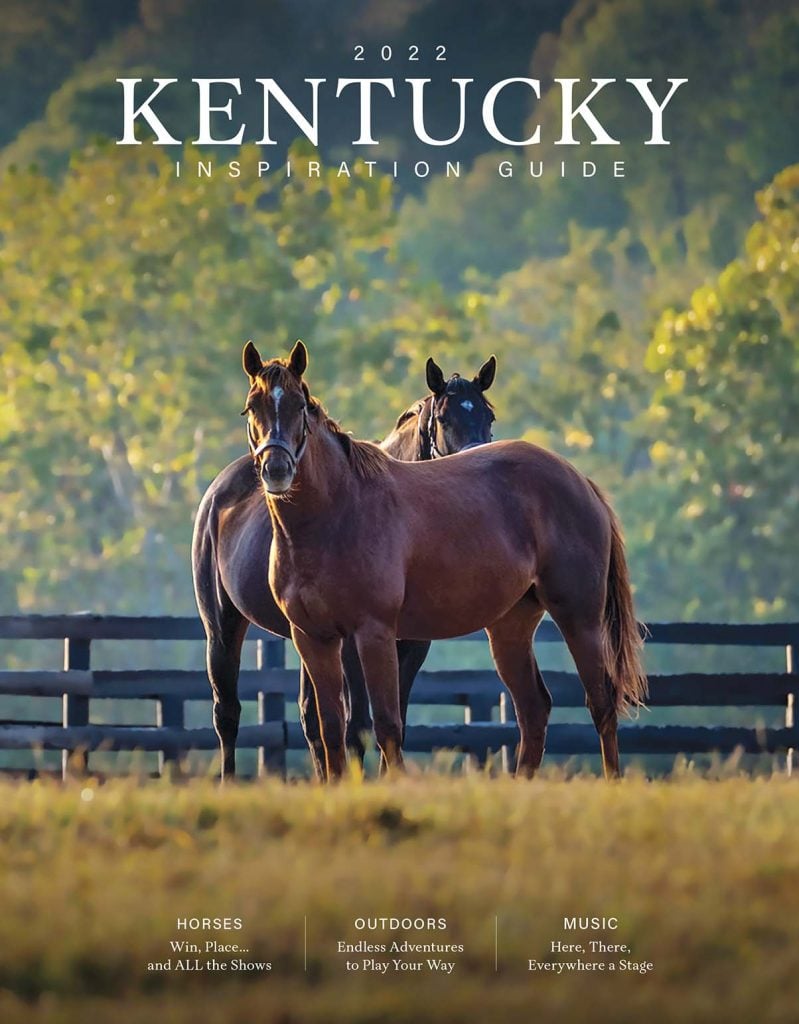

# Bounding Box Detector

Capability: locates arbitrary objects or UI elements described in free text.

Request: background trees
[0,143,408,611]
[0,0,797,624]
[638,167,799,619]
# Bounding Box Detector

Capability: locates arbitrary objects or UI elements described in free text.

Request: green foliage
[2,147,798,624]
[0,142,417,612]
[0,0,797,626]
[639,166,799,619]
[399,0,799,285]
[476,226,652,485]
[0,0,137,149]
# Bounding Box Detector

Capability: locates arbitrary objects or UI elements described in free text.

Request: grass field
[1,768,798,1024]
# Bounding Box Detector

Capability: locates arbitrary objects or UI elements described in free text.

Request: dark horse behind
[192,350,497,779]
[236,340,646,781]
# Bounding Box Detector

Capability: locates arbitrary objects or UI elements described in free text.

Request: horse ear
[242,340,263,381]
[426,357,446,396]
[474,355,497,392]
[288,339,308,378]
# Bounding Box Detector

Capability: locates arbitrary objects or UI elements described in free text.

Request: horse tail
[587,480,648,716]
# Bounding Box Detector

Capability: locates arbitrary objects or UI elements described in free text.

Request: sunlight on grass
[0,769,797,1022]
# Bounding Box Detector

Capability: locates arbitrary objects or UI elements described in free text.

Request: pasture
[1,770,798,1023]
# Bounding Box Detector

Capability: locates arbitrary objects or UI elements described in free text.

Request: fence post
[787,643,796,778]
[499,692,516,774]
[158,695,185,777]
[465,692,497,771]
[62,636,91,779]
[257,637,287,779]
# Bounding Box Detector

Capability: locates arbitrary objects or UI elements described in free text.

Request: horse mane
[254,359,390,481]
[393,399,427,430]
[322,418,389,480]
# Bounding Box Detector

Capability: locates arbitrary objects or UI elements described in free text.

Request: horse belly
[217,510,291,638]
[397,558,534,641]
[228,580,290,638]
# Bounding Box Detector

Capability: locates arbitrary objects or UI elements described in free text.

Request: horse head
[242,339,311,495]
[423,355,496,458]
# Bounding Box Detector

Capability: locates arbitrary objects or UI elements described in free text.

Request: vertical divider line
[786,643,795,777]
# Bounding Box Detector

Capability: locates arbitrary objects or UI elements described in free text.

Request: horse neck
[381,422,416,461]
[266,427,352,535]
[381,399,431,462]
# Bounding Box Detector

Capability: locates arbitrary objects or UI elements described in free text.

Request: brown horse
[242,340,647,781]
[192,352,497,778]
[345,353,498,752]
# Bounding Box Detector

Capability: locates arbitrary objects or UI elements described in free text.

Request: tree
[0,0,137,149]
[472,225,653,491]
[0,141,415,613]
[397,0,799,287]
[639,165,799,620]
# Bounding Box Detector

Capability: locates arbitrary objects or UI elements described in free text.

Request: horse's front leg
[290,627,347,780]
[298,662,327,782]
[354,624,404,773]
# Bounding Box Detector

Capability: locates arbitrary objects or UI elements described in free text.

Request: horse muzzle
[261,449,296,493]
[249,420,308,495]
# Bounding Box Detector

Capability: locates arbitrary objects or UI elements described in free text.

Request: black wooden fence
[0,614,796,778]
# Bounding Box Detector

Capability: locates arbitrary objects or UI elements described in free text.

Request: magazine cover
[1,2,797,1022]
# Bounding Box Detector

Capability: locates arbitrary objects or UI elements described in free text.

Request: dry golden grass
[0,768,798,1023]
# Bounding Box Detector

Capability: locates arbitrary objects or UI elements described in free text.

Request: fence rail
[0,614,796,778]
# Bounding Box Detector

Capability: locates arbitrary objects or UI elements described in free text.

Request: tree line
[1,0,797,623]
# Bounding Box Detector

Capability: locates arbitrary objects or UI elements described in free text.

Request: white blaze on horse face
[272,386,284,434]
[461,399,474,411]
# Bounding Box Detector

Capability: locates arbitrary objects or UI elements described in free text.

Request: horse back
[391,440,609,578]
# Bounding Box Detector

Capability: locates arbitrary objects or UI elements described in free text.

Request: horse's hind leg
[340,638,431,772]
[554,617,619,779]
[397,639,432,741]
[486,601,551,777]
[341,637,372,765]
[206,610,248,781]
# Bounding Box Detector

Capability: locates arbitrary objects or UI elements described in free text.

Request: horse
[192,352,497,779]
[382,354,496,461]
[343,353,497,756]
[241,339,647,781]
